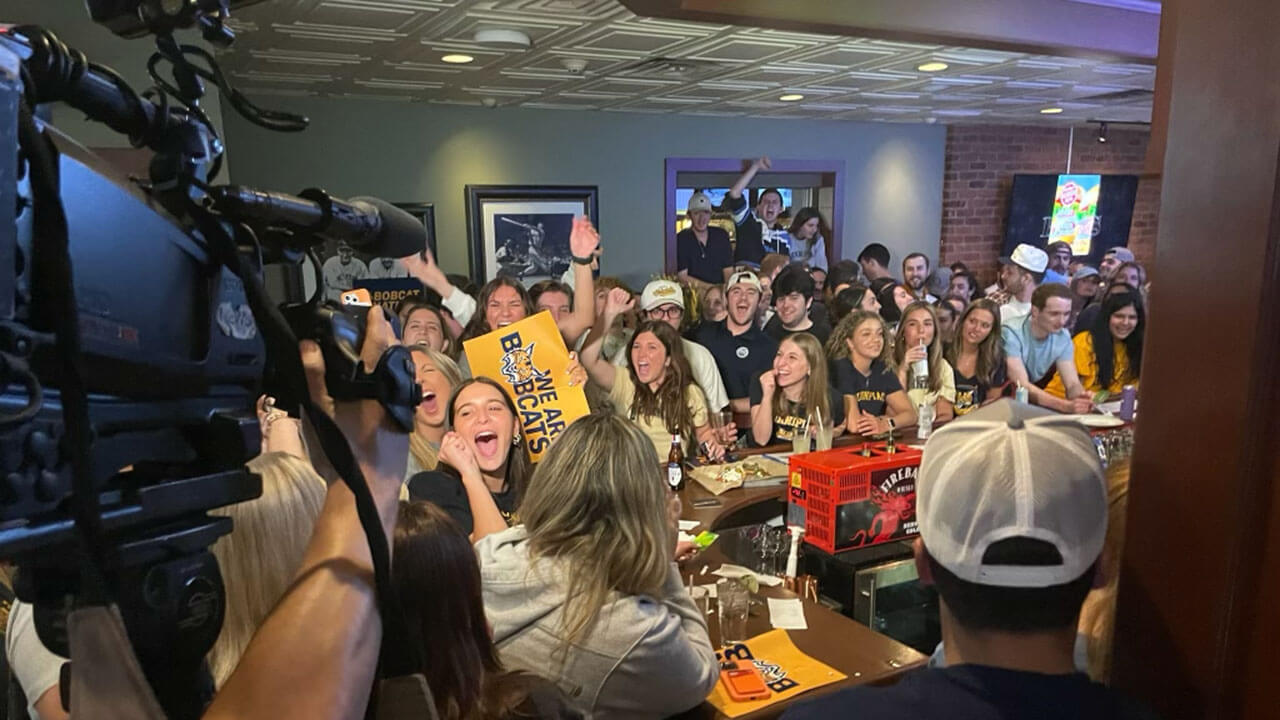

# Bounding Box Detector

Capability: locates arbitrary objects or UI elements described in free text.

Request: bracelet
[572,254,594,266]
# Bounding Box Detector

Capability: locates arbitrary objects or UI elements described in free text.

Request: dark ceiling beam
[621,0,1159,63]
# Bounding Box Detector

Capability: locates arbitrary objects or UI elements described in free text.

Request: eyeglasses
[647,305,684,320]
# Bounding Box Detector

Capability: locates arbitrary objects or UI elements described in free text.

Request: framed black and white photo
[465,185,599,286]
[314,202,434,303]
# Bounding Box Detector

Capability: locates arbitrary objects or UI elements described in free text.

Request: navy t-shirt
[830,357,903,416]
[763,313,831,347]
[407,470,518,534]
[747,372,845,445]
[782,665,1160,720]
[692,320,778,402]
[952,361,1008,416]
[676,226,734,285]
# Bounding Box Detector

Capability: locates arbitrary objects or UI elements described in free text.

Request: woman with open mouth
[407,377,532,542]
[404,345,464,481]
[748,332,845,447]
[580,291,724,462]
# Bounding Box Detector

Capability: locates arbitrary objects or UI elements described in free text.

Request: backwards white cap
[917,399,1107,588]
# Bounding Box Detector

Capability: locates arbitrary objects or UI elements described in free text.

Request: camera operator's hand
[205,305,405,720]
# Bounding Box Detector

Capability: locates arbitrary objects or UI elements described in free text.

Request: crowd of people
[2,162,1154,719]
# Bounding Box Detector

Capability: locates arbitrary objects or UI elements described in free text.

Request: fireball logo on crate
[851,487,916,546]
[499,341,544,386]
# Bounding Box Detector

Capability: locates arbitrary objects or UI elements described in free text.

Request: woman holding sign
[403,217,601,350]
[580,289,724,462]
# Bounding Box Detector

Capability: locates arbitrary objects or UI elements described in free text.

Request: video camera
[0,2,422,716]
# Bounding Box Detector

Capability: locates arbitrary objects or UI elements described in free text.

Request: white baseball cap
[687,192,713,214]
[999,243,1049,274]
[917,399,1107,588]
[725,270,762,294]
[640,279,685,311]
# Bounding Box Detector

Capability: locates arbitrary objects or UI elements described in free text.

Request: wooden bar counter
[675,435,927,719]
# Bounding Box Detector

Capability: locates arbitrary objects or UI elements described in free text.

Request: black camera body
[0,15,422,718]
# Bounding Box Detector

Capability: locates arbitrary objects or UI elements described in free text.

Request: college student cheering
[749,333,844,446]
[827,310,916,436]
[580,289,725,461]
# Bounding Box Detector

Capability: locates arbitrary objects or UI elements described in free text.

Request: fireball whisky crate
[786,442,923,555]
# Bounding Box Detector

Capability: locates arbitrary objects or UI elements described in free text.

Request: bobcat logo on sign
[500,342,543,386]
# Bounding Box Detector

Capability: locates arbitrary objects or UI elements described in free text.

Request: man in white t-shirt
[616,279,729,415]
[997,243,1048,325]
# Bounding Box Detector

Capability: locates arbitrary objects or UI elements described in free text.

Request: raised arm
[579,287,633,390]
[402,247,476,326]
[749,371,776,446]
[437,433,508,543]
[558,216,600,345]
[729,156,770,202]
[205,308,406,720]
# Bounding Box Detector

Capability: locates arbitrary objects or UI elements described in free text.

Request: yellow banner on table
[706,629,848,718]
[463,311,590,462]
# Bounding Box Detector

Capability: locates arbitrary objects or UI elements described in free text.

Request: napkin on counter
[711,563,784,588]
[767,597,808,630]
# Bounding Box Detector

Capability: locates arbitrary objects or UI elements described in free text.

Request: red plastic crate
[786,442,922,555]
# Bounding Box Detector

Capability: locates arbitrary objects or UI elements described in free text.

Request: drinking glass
[791,423,811,454]
[716,579,750,646]
[813,415,834,451]
[916,401,936,441]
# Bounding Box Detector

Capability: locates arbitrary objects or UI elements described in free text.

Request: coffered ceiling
[217,0,1156,124]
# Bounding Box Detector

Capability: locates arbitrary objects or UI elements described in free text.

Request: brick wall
[940,124,1160,286]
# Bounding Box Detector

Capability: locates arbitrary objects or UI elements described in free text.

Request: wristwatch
[885,417,896,430]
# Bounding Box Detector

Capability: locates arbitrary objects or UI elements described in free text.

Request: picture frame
[464,185,599,286]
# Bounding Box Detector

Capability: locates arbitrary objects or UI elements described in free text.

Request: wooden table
[676,467,927,719]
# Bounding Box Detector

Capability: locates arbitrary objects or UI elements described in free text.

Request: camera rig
[0,3,422,716]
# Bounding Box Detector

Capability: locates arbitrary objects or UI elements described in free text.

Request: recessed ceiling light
[441,54,475,64]
[917,61,949,72]
[1040,107,1064,114]
[474,28,532,49]
[779,93,804,102]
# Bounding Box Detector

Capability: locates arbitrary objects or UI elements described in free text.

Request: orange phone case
[720,662,771,702]
[340,288,372,306]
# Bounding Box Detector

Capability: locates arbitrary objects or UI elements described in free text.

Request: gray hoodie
[477,526,718,719]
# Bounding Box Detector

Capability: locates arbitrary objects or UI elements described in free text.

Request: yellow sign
[463,311,590,462]
[707,629,847,718]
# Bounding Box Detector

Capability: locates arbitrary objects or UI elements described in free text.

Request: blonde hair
[407,345,464,473]
[773,333,831,425]
[208,452,326,687]
[520,413,672,652]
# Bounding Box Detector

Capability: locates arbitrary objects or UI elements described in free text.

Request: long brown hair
[444,377,533,504]
[393,501,500,719]
[772,333,831,424]
[626,320,695,438]
[893,301,947,394]
[460,276,535,343]
[945,298,1005,386]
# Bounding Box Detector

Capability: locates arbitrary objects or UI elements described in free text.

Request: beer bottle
[667,433,685,492]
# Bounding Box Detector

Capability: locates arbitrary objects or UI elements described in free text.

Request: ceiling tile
[223,0,1155,122]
